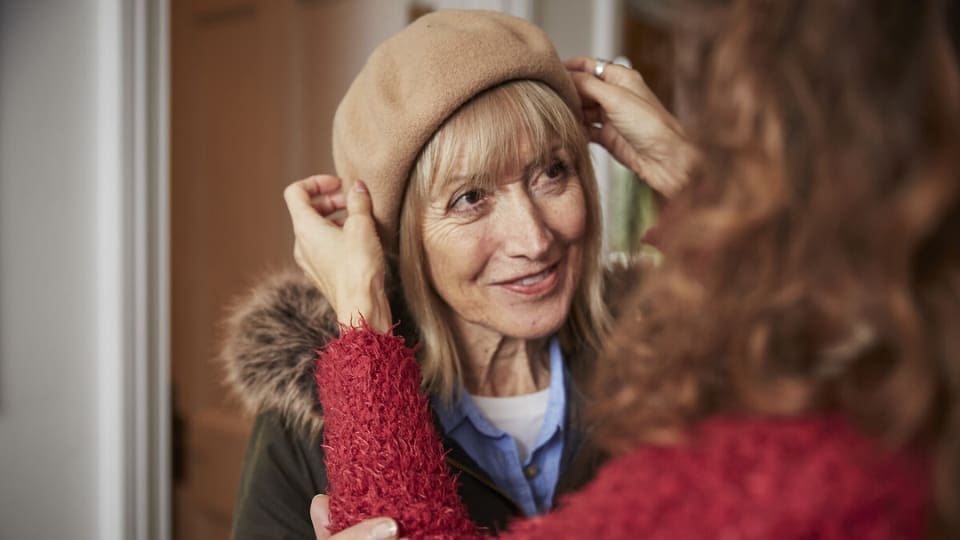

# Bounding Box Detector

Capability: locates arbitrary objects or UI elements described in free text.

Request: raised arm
[316,326,482,539]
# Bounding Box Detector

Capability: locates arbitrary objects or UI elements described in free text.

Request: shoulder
[512,416,929,539]
[221,270,339,438]
[682,416,929,505]
[615,416,929,537]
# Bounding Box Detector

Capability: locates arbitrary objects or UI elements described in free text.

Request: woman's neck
[458,329,552,397]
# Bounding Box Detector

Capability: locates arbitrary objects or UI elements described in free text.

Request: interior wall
[534,0,594,59]
[0,1,111,539]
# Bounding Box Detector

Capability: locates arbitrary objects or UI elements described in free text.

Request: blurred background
[0,1,673,539]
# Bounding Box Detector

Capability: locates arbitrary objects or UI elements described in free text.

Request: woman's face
[421,139,586,343]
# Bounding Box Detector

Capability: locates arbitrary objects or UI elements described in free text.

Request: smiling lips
[496,263,561,296]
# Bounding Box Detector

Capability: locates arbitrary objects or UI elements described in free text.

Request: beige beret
[332,9,581,253]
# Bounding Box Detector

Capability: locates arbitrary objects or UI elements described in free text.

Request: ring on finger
[593,58,610,79]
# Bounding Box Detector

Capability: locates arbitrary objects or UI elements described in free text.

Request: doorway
[170,1,407,538]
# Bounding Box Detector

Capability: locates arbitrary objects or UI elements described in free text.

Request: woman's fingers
[284,180,323,226]
[285,175,345,217]
[284,178,344,235]
[597,62,646,93]
[342,180,381,262]
[582,106,605,125]
[285,180,342,284]
[563,55,594,74]
[586,123,626,159]
[310,494,400,540]
[346,180,373,217]
[284,176,391,332]
[298,174,343,196]
[311,495,333,540]
[568,71,641,114]
[565,56,647,95]
[310,190,347,217]
[343,180,380,244]
[330,519,399,540]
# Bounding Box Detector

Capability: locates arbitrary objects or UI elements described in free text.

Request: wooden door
[171,1,294,538]
[171,1,407,538]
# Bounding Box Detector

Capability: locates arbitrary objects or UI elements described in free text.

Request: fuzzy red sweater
[316,327,928,539]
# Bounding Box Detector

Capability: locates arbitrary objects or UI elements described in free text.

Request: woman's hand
[311,495,407,540]
[565,56,698,197]
[283,175,392,333]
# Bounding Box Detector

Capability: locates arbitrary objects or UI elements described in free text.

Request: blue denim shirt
[432,337,567,516]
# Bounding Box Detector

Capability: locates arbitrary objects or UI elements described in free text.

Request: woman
[223,10,691,539]
[305,0,960,538]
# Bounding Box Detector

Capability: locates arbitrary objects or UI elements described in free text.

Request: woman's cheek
[422,218,490,278]
[549,184,587,242]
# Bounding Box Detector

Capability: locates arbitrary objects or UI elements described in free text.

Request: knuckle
[282,185,300,207]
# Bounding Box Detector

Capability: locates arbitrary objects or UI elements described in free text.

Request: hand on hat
[565,56,699,198]
[284,175,393,334]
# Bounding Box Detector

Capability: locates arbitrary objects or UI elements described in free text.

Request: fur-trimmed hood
[221,258,649,438]
[222,270,338,439]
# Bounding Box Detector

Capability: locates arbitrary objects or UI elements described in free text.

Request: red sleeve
[316,327,929,540]
[315,326,482,539]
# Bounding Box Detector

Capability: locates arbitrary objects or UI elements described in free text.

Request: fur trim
[221,258,652,439]
[221,270,338,438]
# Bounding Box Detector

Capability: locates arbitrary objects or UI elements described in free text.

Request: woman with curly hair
[297,0,960,538]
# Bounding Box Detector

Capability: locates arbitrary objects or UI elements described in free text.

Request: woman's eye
[544,159,570,180]
[450,189,486,211]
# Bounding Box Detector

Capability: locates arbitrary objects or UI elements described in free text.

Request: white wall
[0,1,101,538]
[0,0,165,538]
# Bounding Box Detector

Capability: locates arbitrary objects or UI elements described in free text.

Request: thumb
[346,180,374,218]
[310,494,332,539]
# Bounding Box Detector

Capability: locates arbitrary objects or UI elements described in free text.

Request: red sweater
[316,327,928,539]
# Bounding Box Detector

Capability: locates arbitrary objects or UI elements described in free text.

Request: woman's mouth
[497,264,560,296]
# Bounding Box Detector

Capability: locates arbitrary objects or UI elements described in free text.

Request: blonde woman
[223,10,690,540]
[301,0,958,538]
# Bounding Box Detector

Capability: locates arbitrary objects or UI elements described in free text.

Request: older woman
[306,0,960,538]
[223,10,691,540]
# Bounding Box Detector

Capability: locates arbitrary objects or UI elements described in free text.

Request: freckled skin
[421,147,586,350]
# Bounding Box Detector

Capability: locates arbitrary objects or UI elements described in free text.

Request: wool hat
[332,9,581,253]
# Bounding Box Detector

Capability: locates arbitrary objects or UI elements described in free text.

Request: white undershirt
[470,387,550,462]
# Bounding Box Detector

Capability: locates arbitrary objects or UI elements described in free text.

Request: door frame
[97,0,170,539]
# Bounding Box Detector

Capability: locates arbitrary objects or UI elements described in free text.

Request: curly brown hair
[595,0,960,533]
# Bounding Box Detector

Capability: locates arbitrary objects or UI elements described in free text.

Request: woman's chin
[496,309,571,340]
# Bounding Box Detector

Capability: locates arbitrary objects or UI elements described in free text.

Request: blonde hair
[399,80,611,405]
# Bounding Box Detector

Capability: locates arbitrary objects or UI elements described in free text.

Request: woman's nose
[496,192,553,260]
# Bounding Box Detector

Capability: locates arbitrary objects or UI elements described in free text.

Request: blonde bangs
[427,80,591,195]
[400,80,611,405]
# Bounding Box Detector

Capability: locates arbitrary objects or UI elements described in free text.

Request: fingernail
[353,180,368,192]
[370,519,398,539]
